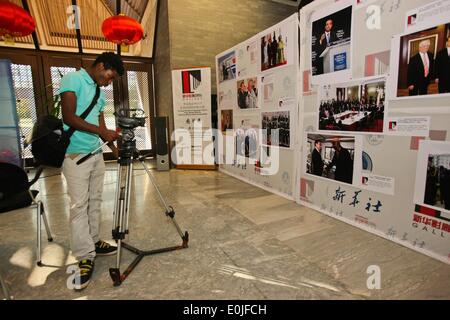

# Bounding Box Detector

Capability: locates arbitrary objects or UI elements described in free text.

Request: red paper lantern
[0,1,36,38]
[101,14,144,45]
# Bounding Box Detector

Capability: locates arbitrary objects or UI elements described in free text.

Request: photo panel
[237,77,259,109]
[218,79,237,109]
[317,76,386,134]
[218,51,237,84]
[414,140,450,219]
[234,114,260,160]
[221,109,233,133]
[310,1,353,84]
[261,111,291,149]
[260,17,295,73]
[261,66,296,109]
[304,133,363,186]
[237,38,259,78]
[388,21,450,100]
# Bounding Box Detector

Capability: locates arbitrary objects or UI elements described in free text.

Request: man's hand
[100,127,119,143]
[320,33,326,44]
[435,78,439,84]
[408,85,415,90]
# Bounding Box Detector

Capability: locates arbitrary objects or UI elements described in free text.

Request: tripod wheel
[109,268,122,287]
[182,231,189,248]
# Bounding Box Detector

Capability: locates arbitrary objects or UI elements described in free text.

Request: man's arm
[61,91,118,142]
[99,112,119,158]
[407,57,416,90]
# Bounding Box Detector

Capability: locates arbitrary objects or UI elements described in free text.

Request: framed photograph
[234,115,260,159]
[388,22,450,99]
[310,1,354,84]
[414,140,450,219]
[237,77,259,109]
[261,111,291,149]
[218,51,236,83]
[325,146,333,161]
[318,76,386,134]
[305,133,363,186]
[261,24,290,72]
[221,110,233,133]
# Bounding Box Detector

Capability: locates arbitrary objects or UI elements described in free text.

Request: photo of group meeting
[311,6,352,76]
[318,80,385,133]
[396,23,450,97]
[218,51,236,83]
[262,111,290,148]
[307,134,355,184]
[237,77,258,109]
[261,29,287,72]
[424,154,450,211]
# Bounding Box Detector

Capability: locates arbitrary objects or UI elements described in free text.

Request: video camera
[115,108,147,160]
[116,108,147,130]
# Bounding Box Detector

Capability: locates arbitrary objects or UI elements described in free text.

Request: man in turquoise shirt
[60,52,123,290]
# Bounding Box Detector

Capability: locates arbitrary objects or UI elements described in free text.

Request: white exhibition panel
[216,0,450,264]
[216,13,300,200]
[298,0,450,264]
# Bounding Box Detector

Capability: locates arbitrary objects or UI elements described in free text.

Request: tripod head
[116,108,146,131]
[115,108,147,162]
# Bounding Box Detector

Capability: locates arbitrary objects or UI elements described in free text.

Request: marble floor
[1,162,449,300]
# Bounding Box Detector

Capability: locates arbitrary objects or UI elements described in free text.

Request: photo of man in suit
[327,140,353,184]
[315,19,338,75]
[435,36,450,93]
[407,39,435,96]
[319,19,338,52]
[311,140,324,176]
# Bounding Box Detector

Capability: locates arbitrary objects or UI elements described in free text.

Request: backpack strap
[65,85,101,138]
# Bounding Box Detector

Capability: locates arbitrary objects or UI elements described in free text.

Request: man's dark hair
[314,140,321,146]
[93,52,124,76]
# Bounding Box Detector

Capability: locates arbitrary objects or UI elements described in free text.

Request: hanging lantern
[102,14,143,51]
[0,1,36,44]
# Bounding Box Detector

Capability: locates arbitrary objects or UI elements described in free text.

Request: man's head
[332,139,341,151]
[418,40,431,54]
[91,52,124,87]
[325,19,333,32]
[315,140,322,150]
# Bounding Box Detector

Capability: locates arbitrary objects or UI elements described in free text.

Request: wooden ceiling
[0,0,157,57]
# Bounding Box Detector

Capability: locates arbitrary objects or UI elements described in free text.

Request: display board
[0,60,21,167]
[216,14,300,199]
[171,67,214,169]
[298,0,450,264]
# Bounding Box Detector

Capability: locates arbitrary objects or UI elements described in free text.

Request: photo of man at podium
[311,5,353,77]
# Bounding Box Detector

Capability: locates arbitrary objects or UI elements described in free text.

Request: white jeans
[62,153,105,261]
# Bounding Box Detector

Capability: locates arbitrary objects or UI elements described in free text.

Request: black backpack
[31,86,100,168]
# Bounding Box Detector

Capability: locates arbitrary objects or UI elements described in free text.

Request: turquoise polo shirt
[59,68,106,154]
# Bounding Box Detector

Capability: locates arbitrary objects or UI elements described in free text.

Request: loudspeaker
[154,116,170,171]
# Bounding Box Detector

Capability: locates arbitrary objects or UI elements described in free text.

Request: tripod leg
[40,203,53,242]
[112,163,122,234]
[138,159,188,242]
[36,201,42,267]
[124,162,133,233]
[0,271,12,300]
[110,162,133,287]
[138,158,171,212]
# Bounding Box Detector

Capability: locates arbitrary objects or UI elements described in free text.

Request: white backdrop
[216,14,300,200]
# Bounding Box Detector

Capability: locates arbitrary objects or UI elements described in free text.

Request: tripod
[109,132,189,287]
